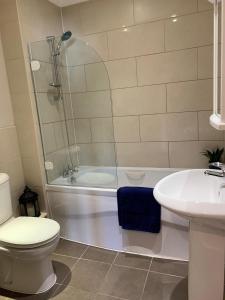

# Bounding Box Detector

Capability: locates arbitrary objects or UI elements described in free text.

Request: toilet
[0,173,60,294]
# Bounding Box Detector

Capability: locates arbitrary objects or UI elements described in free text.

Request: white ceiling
[48,0,89,7]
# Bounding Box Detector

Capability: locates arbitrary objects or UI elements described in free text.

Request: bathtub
[47,167,189,261]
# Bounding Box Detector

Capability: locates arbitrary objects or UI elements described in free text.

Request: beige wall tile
[0,20,23,60]
[91,118,114,142]
[17,0,62,43]
[0,128,25,212]
[18,126,40,159]
[62,4,83,37]
[36,93,65,124]
[60,66,70,93]
[198,111,224,141]
[54,122,67,150]
[140,112,198,141]
[66,120,76,145]
[169,141,224,168]
[6,58,28,93]
[1,158,24,194]
[66,38,103,67]
[79,0,134,34]
[134,0,197,23]
[114,116,140,142]
[108,21,164,60]
[116,142,169,167]
[32,62,53,93]
[137,49,197,85]
[78,143,116,166]
[74,119,91,143]
[10,92,38,159]
[29,39,52,64]
[0,36,14,128]
[106,58,137,89]
[0,126,21,162]
[165,11,213,51]
[85,63,110,91]
[22,157,43,186]
[41,123,56,154]
[0,0,18,24]
[69,65,86,93]
[167,79,212,112]
[198,45,213,79]
[112,85,166,116]
[0,158,25,215]
[198,0,213,11]
[72,91,112,118]
[82,33,109,61]
[63,94,73,120]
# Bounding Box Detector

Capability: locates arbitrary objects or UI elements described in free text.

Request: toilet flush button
[45,161,54,170]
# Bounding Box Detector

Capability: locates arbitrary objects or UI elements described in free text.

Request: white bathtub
[47,167,189,261]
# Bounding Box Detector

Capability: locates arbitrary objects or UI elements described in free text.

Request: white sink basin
[154,169,225,220]
[154,169,225,300]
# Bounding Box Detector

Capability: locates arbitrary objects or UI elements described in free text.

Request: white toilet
[0,173,60,294]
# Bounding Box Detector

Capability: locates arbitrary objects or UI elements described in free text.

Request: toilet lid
[0,217,60,249]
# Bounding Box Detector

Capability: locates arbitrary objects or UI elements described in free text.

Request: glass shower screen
[29,35,117,189]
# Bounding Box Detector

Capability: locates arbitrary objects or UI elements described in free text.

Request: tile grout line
[33,43,213,69]
[53,244,90,296]
[97,251,120,294]
[148,270,186,279]
[80,245,90,258]
[139,257,153,300]
[61,8,213,38]
[41,108,214,125]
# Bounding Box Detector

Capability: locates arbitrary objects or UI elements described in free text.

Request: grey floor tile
[51,254,77,284]
[69,259,111,292]
[82,246,117,264]
[55,239,87,258]
[52,285,93,300]
[150,258,188,277]
[114,252,151,270]
[142,272,188,300]
[100,265,147,300]
[0,284,59,299]
[94,294,127,300]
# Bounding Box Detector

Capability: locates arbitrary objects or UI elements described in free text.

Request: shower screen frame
[210,0,225,129]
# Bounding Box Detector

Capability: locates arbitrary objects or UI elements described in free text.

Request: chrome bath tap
[63,165,79,178]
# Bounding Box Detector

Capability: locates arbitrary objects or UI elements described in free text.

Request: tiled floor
[0,239,188,300]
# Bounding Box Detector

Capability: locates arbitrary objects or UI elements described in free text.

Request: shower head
[61,31,72,42]
[55,31,72,55]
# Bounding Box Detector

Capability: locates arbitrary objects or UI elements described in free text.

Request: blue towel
[117,187,161,233]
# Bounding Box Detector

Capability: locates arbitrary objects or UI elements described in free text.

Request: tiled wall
[62,0,224,168]
[15,0,64,191]
[0,0,64,209]
[0,1,25,214]
[30,48,74,181]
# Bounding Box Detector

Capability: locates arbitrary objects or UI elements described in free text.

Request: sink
[154,169,225,300]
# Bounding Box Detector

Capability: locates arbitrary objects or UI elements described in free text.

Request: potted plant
[201,147,224,169]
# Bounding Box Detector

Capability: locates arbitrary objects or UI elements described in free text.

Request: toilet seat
[0,217,60,249]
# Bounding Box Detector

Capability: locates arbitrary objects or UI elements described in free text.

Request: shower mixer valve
[63,165,79,178]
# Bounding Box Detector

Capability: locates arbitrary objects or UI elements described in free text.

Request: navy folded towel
[117,187,161,233]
